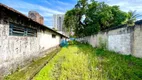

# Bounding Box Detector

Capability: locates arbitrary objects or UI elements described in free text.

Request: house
[0,3,68,77]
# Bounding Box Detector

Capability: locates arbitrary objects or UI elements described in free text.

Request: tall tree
[64,0,129,37]
[64,9,76,35]
[84,1,127,36]
[83,0,100,36]
[74,0,88,37]
[110,6,127,27]
[64,0,88,37]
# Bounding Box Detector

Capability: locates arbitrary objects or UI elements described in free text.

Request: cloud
[1,0,64,15]
[0,0,65,28]
[97,0,142,19]
[55,0,72,6]
[0,0,77,28]
[2,0,142,27]
[98,0,142,13]
[38,0,52,5]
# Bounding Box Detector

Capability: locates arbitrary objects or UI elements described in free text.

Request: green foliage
[34,43,142,80]
[110,6,128,27]
[84,1,127,36]
[64,9,76,31]
[68,40,79,45]
[68,40,74,45]
[98,37,107,49]
[64,0,88,37]
[64,0,129,37]
[125,10,141,26]
[52,28,57,31]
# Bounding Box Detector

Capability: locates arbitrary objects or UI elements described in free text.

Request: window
[9,24,25,36]
[52,34,56,38]
[9,23,37,37]
[60,36,63,39]
[59,17,62,31]
[27,28,37,37]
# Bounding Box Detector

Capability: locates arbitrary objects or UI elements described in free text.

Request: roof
[0,3,68,38]
[102,20,142,32]
[135,20,142,25]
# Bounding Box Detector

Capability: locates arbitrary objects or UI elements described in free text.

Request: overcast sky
[0,0,142,28]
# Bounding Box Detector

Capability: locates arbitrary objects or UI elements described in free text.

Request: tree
[64,0,129,37]
[84,1,127,36]
[64,0,88,37]
[74,0,88,37]
[110,6,127,27]
[126,10,140,26]
[83,0,100,36]
[64,9,75,32]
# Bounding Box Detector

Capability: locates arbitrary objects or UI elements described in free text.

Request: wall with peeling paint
[133,24,142,57]
[0,22,62,77]
[78,23,142,58]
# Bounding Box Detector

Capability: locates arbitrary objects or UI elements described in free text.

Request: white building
[0,3,68,77]
[53,14,64,31]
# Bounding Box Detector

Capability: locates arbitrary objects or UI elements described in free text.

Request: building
[0,3,68,78]
[28,11,44,24]
[53,14,69,36]
[53,14,64,31]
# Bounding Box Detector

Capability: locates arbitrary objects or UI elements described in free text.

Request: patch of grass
[33,43,142,80]
[4,48,60,80]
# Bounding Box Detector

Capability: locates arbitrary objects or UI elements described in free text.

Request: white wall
[0,23,61,76]
[108,34,131,55]
[133,25,142,57]
[39,30,60,51]
[79,26,132,56]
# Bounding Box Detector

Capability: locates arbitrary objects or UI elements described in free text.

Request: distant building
[28,11,44,24]
[53,14,64,31]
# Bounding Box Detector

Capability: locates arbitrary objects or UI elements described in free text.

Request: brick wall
[28,11,44,24]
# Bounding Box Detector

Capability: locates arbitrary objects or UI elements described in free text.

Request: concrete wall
[83,32,108,48]
[107,27,132,55]
[133,24,142,57]
[79,24,142,58]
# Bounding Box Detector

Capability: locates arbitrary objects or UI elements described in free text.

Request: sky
[0,0,142,28]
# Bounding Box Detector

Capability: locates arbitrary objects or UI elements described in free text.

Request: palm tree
[126,10,141,26]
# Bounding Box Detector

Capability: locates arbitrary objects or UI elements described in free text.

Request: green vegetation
[4,49,60,80]
[64,0,139,37]
[126,10,141,26]
[33,43,142,80]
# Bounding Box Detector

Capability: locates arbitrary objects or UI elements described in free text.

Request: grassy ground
[33,43,142,80]
[4,48,60,80]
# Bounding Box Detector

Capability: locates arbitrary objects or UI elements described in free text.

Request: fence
[78,20,142,58]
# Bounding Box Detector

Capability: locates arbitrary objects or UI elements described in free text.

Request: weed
[33,43,142,80]
[98,37,107,49]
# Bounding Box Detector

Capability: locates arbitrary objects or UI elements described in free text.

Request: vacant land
[33,43,142,80]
